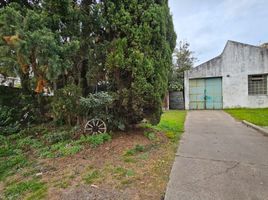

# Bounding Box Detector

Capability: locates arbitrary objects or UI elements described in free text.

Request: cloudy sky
[169,0,268,65]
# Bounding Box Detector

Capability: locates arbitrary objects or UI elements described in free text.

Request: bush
[0,106,20,135]
[51,84,82,125]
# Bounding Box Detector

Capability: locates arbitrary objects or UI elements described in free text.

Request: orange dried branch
[35,78,47,93]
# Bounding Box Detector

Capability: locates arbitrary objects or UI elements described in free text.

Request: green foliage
[0,2,80,92]
[51,84,82,125]
[42,130,74,144]
[78,133,112,148]
[80,92,114,118]
[113,167,135,179]
[124,144,145,156]
[39,141,83,158]
[144,131,156,141]
[0,1,176,130]
[0,106,20,135]
[103,0,176,126]
[0,86,21,107]
[169,41,196,92]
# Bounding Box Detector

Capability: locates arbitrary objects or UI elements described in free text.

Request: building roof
[195,40,266,68]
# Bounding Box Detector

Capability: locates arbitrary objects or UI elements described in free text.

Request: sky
[169,0,268,65]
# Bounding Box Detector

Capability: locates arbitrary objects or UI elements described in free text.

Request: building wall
[185,41,268,109]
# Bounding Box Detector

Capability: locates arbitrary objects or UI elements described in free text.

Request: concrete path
[165,111,268,200]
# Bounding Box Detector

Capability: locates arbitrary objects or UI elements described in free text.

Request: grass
[225,108,268,126]
[153,110,186,141]
[4,179,47,200]
[0,110,187,199]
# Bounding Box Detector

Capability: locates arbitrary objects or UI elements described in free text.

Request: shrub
[51,84,82,125]
[0,106,20,135]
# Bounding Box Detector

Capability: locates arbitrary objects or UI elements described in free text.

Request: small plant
[83,170,101,184]
[138,152,149,160]
[124,149,136,156]
[113,167,135,179]
[42,130,74,144]
[135,144,145,152]
[123,157,136,163]
[124,144,145,156]
[165,131,176,140]
[78,133,112,148]
[144,131,156,141]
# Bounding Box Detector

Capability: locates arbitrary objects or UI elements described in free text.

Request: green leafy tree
[169,41,196,92]
[102,0,176,126]
[0,3,79,94]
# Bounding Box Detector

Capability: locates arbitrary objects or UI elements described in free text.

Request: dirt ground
[32,129,176,200]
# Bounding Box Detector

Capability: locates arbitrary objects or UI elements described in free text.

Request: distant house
[0,74,21,87]
[184,40,268,110]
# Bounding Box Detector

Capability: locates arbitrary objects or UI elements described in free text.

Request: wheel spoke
[98,123,105,127]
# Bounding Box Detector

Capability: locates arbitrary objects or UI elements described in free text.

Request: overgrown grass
[225,108,268,126]
[0,126,112,191]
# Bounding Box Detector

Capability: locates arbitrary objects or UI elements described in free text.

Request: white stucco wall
[185,41,268,109]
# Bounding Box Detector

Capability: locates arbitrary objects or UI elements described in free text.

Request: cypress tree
[102,0,176,126]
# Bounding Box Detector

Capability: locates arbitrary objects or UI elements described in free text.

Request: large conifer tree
[102,0,176,125]
[0,0,176,128]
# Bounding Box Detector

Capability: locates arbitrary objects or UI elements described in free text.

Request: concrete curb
[242,120,268,136]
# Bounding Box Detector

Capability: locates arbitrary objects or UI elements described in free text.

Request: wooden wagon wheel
[84,118,107,135]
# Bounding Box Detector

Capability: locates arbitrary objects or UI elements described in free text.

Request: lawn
[153,110,186,141]
[0,110,186,200]
[225,108,268,126]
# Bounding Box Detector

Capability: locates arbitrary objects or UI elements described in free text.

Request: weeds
[39,142,83,158]
[124,144,145,156]
[4,179,47,200]
[78,133,112,148]
[83,169,102,184]
[144,131,156,141]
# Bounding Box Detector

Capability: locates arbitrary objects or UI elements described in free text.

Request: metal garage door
[189,78,222,110]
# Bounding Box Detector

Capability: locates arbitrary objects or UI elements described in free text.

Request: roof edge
[194,40,265,68]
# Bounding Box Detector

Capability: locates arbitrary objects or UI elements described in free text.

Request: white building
[184,40,268,110]
[0,74,21,87]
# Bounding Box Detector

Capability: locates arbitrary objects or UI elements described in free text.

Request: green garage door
[189,78,223,110]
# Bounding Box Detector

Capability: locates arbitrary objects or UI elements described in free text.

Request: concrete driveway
[165,111,268,200]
